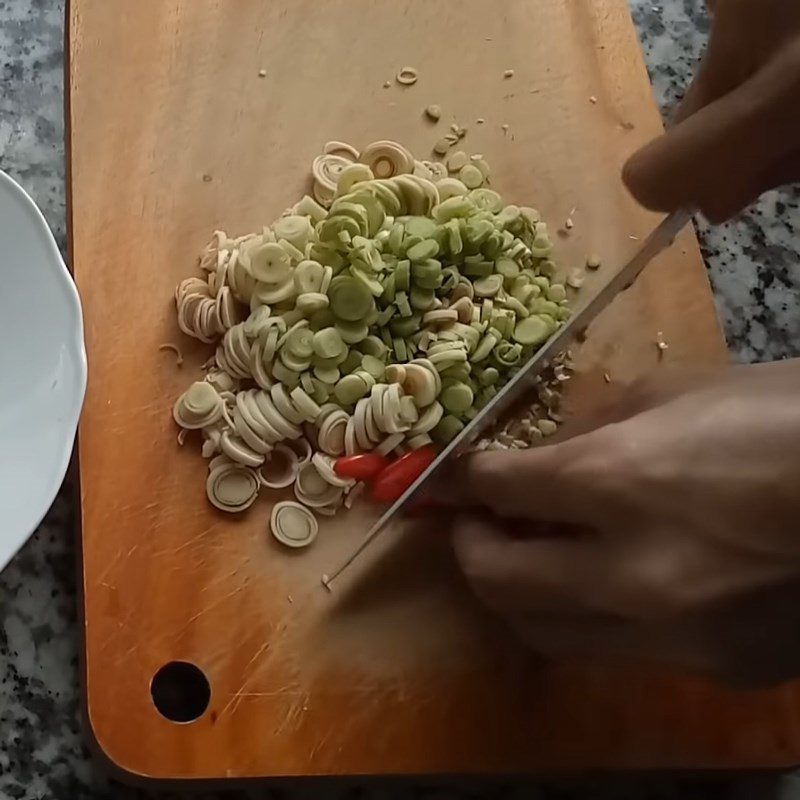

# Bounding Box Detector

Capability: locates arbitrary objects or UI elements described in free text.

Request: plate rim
[0,169,88,572]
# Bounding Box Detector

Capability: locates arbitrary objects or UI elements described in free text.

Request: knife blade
[322,209,692,589]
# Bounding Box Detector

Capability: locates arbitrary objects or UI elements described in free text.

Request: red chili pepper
[334,453,389,481]
[371,446,438,503]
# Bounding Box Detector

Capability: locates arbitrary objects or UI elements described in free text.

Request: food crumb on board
[501,123,510,133]
[396,67,418,86]
[202,174,212,183]
[621,121,636,131]
[603,371,612,384]
[564,216,574,230]
[566,268,585,289]
[656,331,669,357]
[159,343,184,366]
[383,81,392,88]
[424,104,442,122]
[258,69,267,77]
[476,117,485,124]
[504,69,515,78]
[586,253,602,270]
[433,137,451,156]
[589,95,598,104]
[629,234,639,241]
[287,595,294,604]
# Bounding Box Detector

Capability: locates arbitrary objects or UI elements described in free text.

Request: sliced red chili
[334,453,389,482]
[371,446,438,503]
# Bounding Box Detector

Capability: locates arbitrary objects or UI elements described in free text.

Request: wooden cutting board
[69,0,800,783]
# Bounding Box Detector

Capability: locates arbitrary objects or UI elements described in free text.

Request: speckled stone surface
[1,0,799,798]
[632,1,800,364]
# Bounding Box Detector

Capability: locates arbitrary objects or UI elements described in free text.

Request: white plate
[0,171,87,571]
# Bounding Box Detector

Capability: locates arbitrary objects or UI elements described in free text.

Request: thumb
[441,427,625,525]
[451,515,613,614]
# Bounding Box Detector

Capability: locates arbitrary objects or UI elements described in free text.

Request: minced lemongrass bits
[171,140,574,547]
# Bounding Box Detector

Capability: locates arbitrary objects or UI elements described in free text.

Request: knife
[322,208,693,589]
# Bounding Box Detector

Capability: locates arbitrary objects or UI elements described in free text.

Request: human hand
[623,0,800,222]
[445,359,800,685]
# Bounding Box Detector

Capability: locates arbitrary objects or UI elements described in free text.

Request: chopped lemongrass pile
[171,139,575,547]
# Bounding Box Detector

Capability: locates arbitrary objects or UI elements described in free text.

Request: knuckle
[566,424,639,493]
[624,554,694,621]
[592,548,694,621]
[464,453,508,498]
[453,526,501,587]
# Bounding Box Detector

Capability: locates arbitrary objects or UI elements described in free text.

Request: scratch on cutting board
[96,548,125,583]
[308,730,332,761]
[112,641,143,665]
[275,691,311,735]
[151,529,212,557]
[199,566,243,593]
[182,586,243,627]
[216,640,274,720]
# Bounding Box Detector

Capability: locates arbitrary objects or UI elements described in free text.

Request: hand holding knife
[322,209,693,590]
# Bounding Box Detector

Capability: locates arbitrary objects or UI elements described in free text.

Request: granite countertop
[2,0,800,798]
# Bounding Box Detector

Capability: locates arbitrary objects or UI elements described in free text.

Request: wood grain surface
[68,0,800,782]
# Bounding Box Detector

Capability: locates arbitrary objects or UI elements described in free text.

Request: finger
[438,440,603,524]
[672,50,732,127]
[559,367,727,442]
[504,611,642,660]
[672,5,749,124]
[623,45,800,221]
[446,418,640,524]
[452,515,616,614]
[508,613,727,673]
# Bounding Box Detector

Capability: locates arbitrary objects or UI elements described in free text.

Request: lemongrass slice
[294,462,343,507]
[258,444,299,489]
[286,436,313,466]
[312,154,352,207]
[359,140,415,179]
[207,464,260,513]
[270,501,319,548]
[311,452,355,489]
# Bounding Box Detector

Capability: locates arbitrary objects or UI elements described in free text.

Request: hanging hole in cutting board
[150,661,211,723]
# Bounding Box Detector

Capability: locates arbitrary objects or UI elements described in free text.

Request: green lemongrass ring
[334,373,369,404]
[441,382,474,415]
[289,386,322,422]
[512,315,551,346]
[329,276,373,321]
